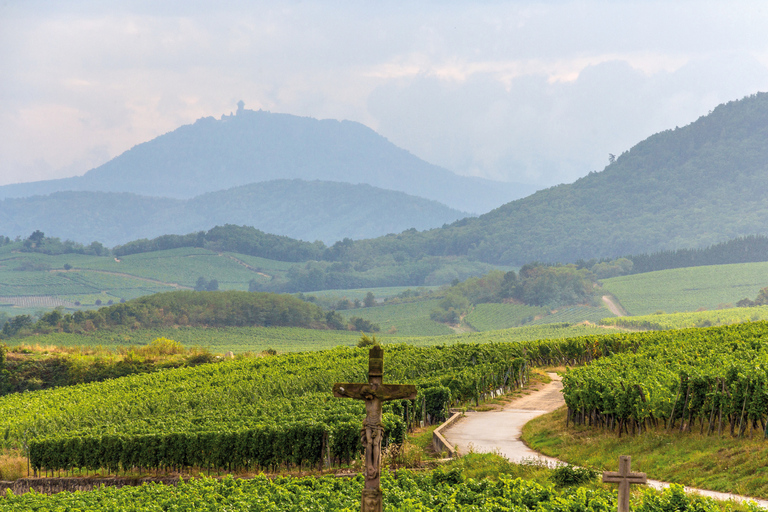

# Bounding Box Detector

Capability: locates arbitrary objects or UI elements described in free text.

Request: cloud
[1,1,768,187]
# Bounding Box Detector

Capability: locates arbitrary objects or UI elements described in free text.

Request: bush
[350,317,380,333]
[550,464,598,487]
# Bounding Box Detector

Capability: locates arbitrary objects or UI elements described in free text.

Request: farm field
[0,247,296,311]
[309,285,440,301]
[15,326,364,353]
[531,304,613,325]
[4,342,544,476]
[341,298,454,336]
[601,261,768,315]
[10,321,623,354]
[0,467,725,512]
[600,305,768,330]
[464,302,547,331]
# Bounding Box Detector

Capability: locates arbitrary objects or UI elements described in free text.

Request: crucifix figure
[602,455,647,512]
[333,345,417,512]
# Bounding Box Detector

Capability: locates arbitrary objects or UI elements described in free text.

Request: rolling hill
[351,92,768,265]
[0,107,536,214]
[0,179,469,246]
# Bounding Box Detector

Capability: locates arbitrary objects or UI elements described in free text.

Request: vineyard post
[678,383,690,433]
[738,380,750,438]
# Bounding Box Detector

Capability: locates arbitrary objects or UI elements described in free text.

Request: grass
[523,407,768,500]
[602,261,768,316]
[600,305,768,330]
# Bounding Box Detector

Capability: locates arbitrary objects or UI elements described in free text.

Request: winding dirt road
[442,374,768,508]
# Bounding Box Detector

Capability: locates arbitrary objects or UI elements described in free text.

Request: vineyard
[10,321,623,354]
[4,342,562,475]
[341,299,454,336]
[531,305,612,325]
[464,303,547,331]
[0,471,722,512]
[561,321,768,438]
[601,261,768,315]
[600,306,768,330]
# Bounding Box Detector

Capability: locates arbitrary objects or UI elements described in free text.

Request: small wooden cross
[602,455,647,512]
[333,345,417,512]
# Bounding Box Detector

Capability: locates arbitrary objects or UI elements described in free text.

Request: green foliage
[550,464,598,487]
[423,386,451,423]
[20,231,108,257]
[5,342,553,474]
[590,258,634,279]
[625,235,768,274]
[561,321,768,437]
[2,290,335,338]
[512,264,595,307]
[349,316,380,333]
[114,224,325,262]
[356,334,378,348]
[0,464,732,511]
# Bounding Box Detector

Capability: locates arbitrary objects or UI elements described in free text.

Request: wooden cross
[333,345,417,512]
[602,455,647,512]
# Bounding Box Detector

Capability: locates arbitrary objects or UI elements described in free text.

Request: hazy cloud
[2,0,768,187]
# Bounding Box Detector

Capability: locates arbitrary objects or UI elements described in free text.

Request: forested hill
[0,180,469,246]
[0,108,535,214]
[349,92,768,265]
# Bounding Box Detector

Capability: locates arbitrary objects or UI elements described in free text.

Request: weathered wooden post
[333,345,417,512]
[602,455,647,512]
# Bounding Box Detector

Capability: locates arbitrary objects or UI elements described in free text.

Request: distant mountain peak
[0,109,537,213]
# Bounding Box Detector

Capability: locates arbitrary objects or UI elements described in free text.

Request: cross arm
[333,383,417,401]
[602,472,647,484]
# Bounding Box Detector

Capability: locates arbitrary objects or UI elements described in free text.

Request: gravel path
[442,373,768,508]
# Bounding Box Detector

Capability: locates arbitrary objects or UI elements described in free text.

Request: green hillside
[343,92,768,265]
[601,261,768,315]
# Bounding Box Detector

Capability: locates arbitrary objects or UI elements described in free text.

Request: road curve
[441,373,768,508]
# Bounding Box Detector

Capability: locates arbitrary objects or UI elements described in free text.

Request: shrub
[550,464,597,487]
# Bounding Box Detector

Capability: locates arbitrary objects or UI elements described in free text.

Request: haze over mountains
[0,106,535,215]
[0,180,469,247]
[4,92,768,268]
[353,92,768,266]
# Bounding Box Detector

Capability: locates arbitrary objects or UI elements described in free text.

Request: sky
[2,0,768,189]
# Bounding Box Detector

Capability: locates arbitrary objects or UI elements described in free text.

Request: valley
[1,91,767,511]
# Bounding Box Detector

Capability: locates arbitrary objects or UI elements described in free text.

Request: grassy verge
[522,407,768,500]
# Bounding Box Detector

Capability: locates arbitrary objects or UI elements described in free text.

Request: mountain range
[0,106,535,215]
[0,180,469,246]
